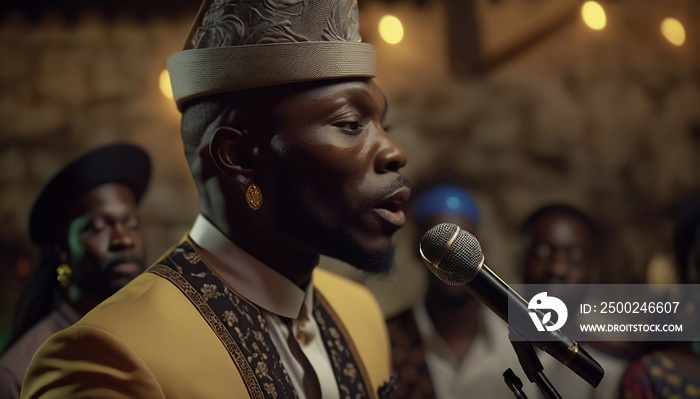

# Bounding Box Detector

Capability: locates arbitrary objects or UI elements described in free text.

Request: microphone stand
[507,328,563,399]
[503,368,528,399]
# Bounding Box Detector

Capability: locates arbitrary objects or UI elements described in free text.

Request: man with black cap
[22,1,409,398]
[0,142,151,399]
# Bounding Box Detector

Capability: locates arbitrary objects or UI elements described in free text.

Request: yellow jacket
[21,260,391,398]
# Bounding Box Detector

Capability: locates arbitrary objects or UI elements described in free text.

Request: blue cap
[413,184,479,227]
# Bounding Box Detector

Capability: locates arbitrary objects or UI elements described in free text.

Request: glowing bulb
[661,17,685,46]
[581,1,606,31]
[159,69,173,100]
[378,15,404,45]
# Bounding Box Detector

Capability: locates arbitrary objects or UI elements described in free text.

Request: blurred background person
[618,195,700,399]
[387,184,535,398]
[0,229,36,352]
[521,204,600,287]
[0,143,151,399]
[520,203,629,399]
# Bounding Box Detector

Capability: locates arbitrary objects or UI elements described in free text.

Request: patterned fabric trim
[148,240,378,399]
[148,241,297,399]
[618,351,700,399]
[386,310,436,399]
[313,289,374,399]
[643,352,700,398]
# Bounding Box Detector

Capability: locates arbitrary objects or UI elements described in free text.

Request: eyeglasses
[530,243,590,264]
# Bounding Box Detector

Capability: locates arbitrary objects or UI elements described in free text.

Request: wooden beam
[444,0,482,78]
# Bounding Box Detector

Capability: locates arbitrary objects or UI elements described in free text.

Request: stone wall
[0,13,197,262]
[1,1,698,316]
[347,0,700,316]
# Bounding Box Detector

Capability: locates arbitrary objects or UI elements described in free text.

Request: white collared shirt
[413,301,538,399]
[189,214,340,399]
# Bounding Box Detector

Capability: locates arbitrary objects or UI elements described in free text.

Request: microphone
[419,223,604,388]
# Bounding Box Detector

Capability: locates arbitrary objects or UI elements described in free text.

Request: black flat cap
[28,143,151,247]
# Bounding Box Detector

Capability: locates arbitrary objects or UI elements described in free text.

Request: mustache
[366,175,411,208]
[102,253,146,270]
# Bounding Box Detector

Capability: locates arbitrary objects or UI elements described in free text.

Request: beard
[427,272,474,307]
[74,254,145,299]
[275,182,397,275]
[314,223,397,275]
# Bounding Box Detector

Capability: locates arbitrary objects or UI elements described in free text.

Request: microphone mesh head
[420,223,484,285]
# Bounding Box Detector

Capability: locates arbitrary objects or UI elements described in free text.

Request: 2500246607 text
[579,301,680,314]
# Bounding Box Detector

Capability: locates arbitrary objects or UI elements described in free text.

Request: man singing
[22,1,410,398]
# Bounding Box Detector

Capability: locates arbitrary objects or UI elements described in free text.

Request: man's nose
[110,224,136,250]
[374,129,407,173]
[548,250,572,277]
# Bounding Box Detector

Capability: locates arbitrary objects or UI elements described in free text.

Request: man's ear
[210,126,255,186]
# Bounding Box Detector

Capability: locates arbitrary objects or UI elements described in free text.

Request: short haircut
[521,203,598,238]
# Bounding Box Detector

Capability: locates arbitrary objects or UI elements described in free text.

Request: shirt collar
[188,214,306,318]
[413,301,497,351]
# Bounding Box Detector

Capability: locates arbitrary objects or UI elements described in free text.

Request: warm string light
[378,15,404,45]
[660,17,686,46]
[581,1,606,31]
[157,6,687,102]
[580,2,686,47]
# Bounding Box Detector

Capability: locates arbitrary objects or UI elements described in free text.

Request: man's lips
[374,186,411,227]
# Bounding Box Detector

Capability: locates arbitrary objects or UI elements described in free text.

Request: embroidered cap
[167,0,377,111]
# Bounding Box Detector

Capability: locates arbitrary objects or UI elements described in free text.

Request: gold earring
[56,263,72,288]
[246,182,263,210]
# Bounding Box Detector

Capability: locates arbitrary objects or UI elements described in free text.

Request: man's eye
[569,247,585,263]
[87,220,107,233]
[126,216,140,230]
[535,244,552,259]
[334,121,362,134]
